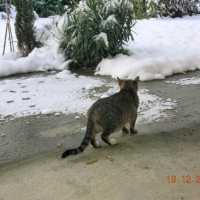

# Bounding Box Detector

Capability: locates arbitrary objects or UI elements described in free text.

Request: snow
[166,76,200,85]
[41,109,54,115]
[104,0,132,12]
[95,16,200,81]
[55,69,72,79]
[101,15,118,29]
[0,73,104,119]
[0,17,68,77]
[85,84,95,90]
[101,94,109,98]
[0,71,177,124]
[93,32,109,48]
[0,14,200,80]
[76,1,91,12]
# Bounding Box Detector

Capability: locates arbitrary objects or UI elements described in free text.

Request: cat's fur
[62,76,139,158]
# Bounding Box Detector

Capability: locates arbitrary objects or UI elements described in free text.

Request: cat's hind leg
[101,128,117,146]
[91,134,100,148]
[122,126,129,133]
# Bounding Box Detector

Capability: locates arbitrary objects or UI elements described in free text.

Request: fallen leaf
[183,72,187,75]
[85,159,97,165]
[106,156,113,161]
[57,143,61,148]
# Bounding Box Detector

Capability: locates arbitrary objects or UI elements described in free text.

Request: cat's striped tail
[62,115,95,158]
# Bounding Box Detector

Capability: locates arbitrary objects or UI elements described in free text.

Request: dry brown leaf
[57,143,61,148]
[106,156,113,161]
[85,159,97,165]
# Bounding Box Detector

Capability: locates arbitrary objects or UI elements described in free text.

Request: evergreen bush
[0,0,5,12]
[145,0,166,18]
[130,0,166,19]
[131,0,199,18]
[163,0,200,17]
[13,0,38,57]
[59,0,136,69]
[32,0,79,17]
[131,0,146,19]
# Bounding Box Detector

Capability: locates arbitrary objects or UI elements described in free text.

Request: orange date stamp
[168,175,200,183]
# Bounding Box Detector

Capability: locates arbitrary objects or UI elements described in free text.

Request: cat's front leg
[130,116,138,134]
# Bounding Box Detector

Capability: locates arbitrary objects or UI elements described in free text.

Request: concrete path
[0,71,200,199]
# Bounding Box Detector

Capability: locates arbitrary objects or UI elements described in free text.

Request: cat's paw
[96,141,100,147]
[122,127,129,133]
[110,139,117,145]
[91,141,100,148]
[130,128,138,133]
[133,128,138,133]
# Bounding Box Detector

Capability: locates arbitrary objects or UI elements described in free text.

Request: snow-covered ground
[0,13,200,79]
[166,76,200,85]
[0,70,176,124]
[96,16,200,81]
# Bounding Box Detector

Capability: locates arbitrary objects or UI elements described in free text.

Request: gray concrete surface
[0,70,200,199]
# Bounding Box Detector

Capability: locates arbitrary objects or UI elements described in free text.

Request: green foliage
[146,0,166,18]
[0,1,5,12]
[131,0,166,19]
[131,0,200,19]
[132,0,146,19]
[13,0,38,57]
[163,0,200,18]
[32,0,79,17]
[59,0,136,69]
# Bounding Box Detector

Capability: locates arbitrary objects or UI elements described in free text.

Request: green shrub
[131,0,146,19]
[131,0,200,19]
[13,0,38,57]
[145,0,166,18]
[32,0,79,17]
[163,0,200,18]
[0,1,5,12]
[130,0,166,19]
[59,0,136,69]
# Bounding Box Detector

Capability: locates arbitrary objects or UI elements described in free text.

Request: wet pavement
[0,70,200,165]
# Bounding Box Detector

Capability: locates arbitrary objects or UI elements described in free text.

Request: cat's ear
[132,76,139,91]
[117,77,122,87]
[134,76,139,84]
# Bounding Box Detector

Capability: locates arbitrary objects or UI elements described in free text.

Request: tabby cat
[62,76,139,158]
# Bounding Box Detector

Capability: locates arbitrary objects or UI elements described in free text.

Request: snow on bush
[130,0,166,19]
[163,0,200,17]
[59,0,136,69]
[130,0,200,19]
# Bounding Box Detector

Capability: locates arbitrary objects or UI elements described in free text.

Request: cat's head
[117,76,139,92]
